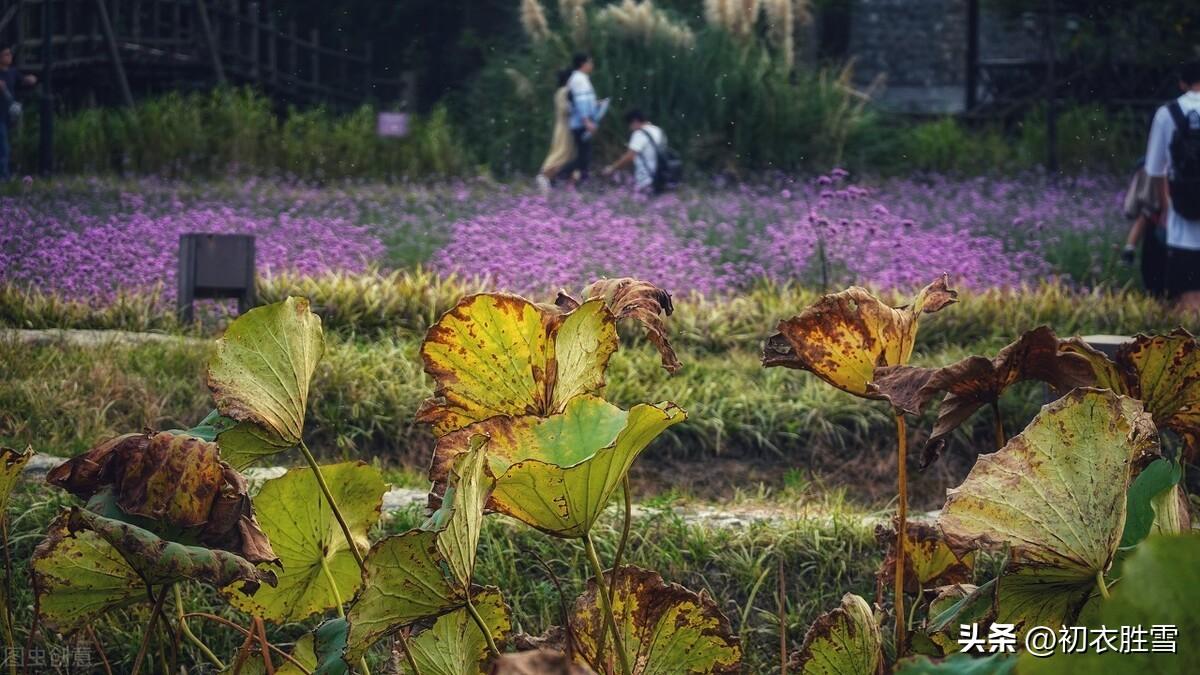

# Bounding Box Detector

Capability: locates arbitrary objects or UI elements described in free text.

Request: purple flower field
[0,172,1129,305]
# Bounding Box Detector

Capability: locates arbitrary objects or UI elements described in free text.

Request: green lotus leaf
[422,435,492,588]
[938,389,1157,632]
[876,520,975,594]
[67,507,275,593]
[896,653,1016,674]
[218,421,294,471]
[762,275,957,397]
[922,582,994,656]
[176,408,239,442]
[571,566,741,674]
[407,589,511,675]
[311,618,351,675]
[30,512,144,634]
[1061,329,1200,459]
[434,396,685,538]
[872,326,1095,465]
[416,294,617,435]
[342,530,465,663]
[238,631,320,675]
[1020,534,1200,675]
[207,296,325,446]
[789,592,882,674]
[1121,458,1186,548]
[224,462,386,622]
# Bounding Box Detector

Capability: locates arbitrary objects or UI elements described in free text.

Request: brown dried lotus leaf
[763,275,957,398]
[46,432,148,499]
[580,277,682,373]
[874,326,1097,466]
[490,649,597,675]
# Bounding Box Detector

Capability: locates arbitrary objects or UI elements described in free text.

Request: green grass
[2,477,882,673]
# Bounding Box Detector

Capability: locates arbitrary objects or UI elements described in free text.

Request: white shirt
[566,71,596,131]
[1145,90,1200,250]
[628,124,665,190]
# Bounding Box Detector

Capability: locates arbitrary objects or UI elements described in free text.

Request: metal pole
[39,0,54,176]
[94,0,135,106]
[1045,0,1058,173]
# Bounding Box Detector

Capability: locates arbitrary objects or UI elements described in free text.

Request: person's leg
[0,120,10,182]
[573,129,592,182]
[1165,247,1200,311]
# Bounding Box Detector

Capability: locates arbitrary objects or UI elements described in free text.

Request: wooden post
[93,0,135,107]
[310,28,319,92]
[248,2,259,79]
[194,0,226,84]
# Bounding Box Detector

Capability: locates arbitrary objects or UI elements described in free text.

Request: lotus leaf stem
[991,401,1006,451]
[894,413,908,654]
[298,440,366,571]
[131,585,169,675]
[182,612,314,674]
[464,594,502,659]
[583,533,632,675]
[174,585,225,670]
[1096,570,1111,600]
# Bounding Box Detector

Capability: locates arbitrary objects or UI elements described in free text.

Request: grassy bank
[4,276,1197,507]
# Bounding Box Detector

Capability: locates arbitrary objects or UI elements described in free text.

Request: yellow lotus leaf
[570,566,741,674]
[417,294,617,435]
[763,275,957,397]
[790,593,883,674]
[1061,329,1200,459]
[876,520,975,594]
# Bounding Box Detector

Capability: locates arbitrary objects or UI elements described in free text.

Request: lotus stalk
[584,533,633,675]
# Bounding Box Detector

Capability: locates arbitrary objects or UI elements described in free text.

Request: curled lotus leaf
[1019,534,1200,675]
[66,507,276,594]
[46,430,276,563]
[789,593,883,674]
[406,589,511,675]
[341,530,465,664]
[224,462,387,623]
[875,520,975,594]
[1061,329,1200,459]
[1121,458,1188,548]
[570,565,741,674]
[207,296,325,446]
[431,396,686,538]
[763,275,957,397]
[558,277,682,373]
[416,294,617,436]
[938,389,1157,630]
[1,446,33,514]
[422,436,493,588]
[31,512,145,634]
[873,326,1095,465]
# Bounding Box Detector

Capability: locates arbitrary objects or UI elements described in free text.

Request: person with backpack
[1145,60,1200,309]
[602,108,679,194]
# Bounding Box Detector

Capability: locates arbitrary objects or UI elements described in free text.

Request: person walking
[1119,159,1167,297]
[564,53,603,183]
[536,69,576,192]
[0,44,38,181]
[1145,60,1200,310]
[603,109,667,193]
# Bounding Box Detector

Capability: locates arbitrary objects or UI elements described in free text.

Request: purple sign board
[376,112,409,138]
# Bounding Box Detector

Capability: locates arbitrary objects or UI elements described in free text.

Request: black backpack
[1167,102,1200,220]
[638,128,682,194]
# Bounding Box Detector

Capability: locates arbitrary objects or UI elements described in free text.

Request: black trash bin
[177,233,256,322]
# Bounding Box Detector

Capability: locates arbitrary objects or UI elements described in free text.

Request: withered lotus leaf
[417,294,617,436]
[789,593,883,674]
[1061,329,1200,459]
[207,296,325,446]
[491,650,597,675]
[430,396,685,538]
[1,446,32,517]
[875,520,975,594]
[66,507,276,594]
[223,462,387,622]
[406,588,511,675]
[559,277,682,373]
[938,389,1157,632]
[47,430,276,563]
[570,565,741,674]
[31,512,145,634]
[763,275,957,397]
[873,326,1096,466]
